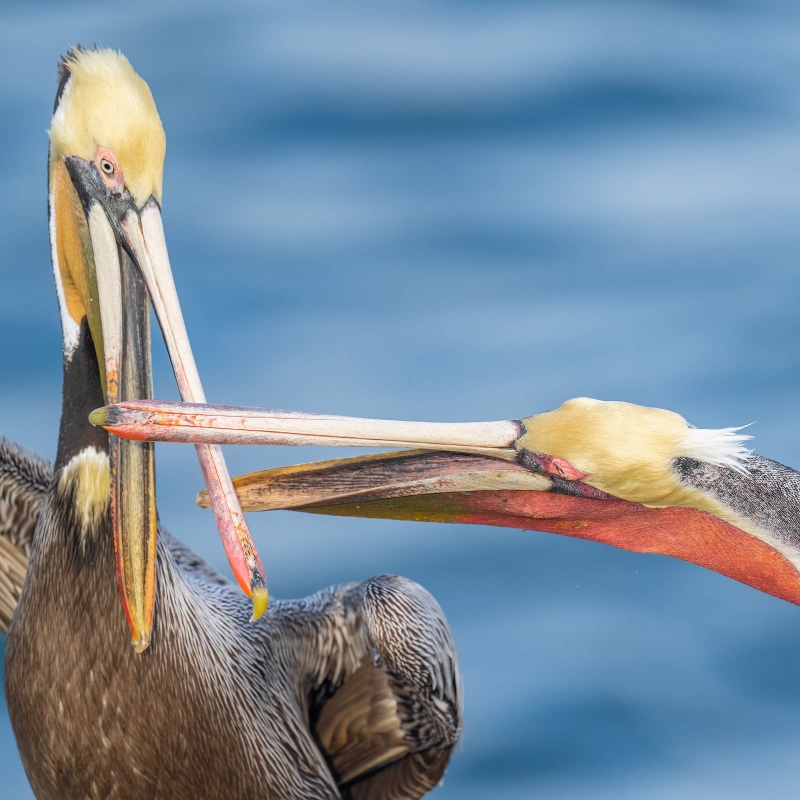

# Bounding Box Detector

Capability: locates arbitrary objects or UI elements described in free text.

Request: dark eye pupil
[102,160,113,174]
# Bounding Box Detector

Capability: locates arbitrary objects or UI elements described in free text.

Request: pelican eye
[100,159,115,175]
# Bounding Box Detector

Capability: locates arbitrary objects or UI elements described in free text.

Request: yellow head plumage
[519,397,751,509]
[49,48,166,207]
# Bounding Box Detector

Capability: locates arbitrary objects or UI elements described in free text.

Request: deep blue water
[4,1,800,796]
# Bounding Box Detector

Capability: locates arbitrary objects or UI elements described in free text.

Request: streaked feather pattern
[0,436,50,632]
[0,434,461,799]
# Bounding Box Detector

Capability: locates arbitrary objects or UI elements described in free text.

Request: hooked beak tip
[88,407,110,427]
[132,633,152,654]
[249,586,269,622]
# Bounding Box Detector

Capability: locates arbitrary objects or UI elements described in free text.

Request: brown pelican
[2,48,461,799]
[94,396,800,607]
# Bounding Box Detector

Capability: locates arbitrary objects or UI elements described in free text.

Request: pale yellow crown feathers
[49,48,166,207]
[519,397,751,507]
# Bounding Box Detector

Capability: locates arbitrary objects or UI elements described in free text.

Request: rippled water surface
[3,1,800,797]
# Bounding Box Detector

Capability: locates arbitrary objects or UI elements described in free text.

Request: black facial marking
[62,155,145,279]
[63,156,137,222]
[547,475,614,500]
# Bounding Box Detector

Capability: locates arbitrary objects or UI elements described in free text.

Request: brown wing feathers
[312,576,461,800]
[316,658,455,800]
[315,659,410,784]
[0,436,50,633]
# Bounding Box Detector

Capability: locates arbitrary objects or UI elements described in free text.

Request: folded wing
[0,436,50,632]
[282,575,461,799]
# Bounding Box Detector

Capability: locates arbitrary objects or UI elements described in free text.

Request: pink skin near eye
[94,146,124,192]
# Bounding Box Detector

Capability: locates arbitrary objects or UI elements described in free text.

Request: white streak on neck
[49,187,80,358]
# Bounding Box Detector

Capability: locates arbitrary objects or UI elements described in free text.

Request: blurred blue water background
[3,0,800,797]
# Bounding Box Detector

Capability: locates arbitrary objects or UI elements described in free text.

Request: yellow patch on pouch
[51,164,92,328]
[58,447,110,534]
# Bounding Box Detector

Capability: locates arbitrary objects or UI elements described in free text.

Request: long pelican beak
[89,400,584,477]
[65,156,155,651]
[91,396,800,608]
[65,158,266,651]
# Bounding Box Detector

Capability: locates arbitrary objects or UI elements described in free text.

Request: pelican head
[93,394,800,608]
[48,48,263,652]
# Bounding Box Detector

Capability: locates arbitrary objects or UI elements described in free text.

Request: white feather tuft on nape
[679,425,753,475]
